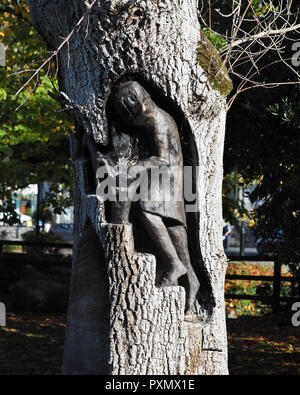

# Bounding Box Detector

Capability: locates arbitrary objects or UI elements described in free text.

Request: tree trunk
[28,0,229,375]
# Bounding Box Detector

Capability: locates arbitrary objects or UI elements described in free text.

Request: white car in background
[14,209,32,225]
[18,213,32,225]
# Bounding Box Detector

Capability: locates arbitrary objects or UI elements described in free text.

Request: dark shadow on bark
[63,219,111,374]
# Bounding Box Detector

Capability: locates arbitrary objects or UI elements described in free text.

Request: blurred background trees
[0,0,73,226]
[199,1,300,285]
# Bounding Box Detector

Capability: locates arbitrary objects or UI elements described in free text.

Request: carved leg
[139,211,187,286]
[167,225,200,313]
[111,200,132,224]
[110,175,140,224]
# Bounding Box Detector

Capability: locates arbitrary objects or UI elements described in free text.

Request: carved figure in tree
[28,0,229,375]
[99,81,200,312]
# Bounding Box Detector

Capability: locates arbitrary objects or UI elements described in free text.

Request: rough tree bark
[28,0,229,375]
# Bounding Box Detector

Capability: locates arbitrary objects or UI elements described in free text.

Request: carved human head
[113,81,149,124]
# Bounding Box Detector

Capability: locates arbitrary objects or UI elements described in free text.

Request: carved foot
[184,270,200,314]
[159,259,187,287]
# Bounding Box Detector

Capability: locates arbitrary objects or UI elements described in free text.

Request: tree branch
[231,23,300,49]
[15,0,97,97]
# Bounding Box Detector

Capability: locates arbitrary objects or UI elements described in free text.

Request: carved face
[113,81,145,124]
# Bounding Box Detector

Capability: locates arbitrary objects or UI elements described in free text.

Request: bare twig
[231,23,300,49]
[227,81,300,109]
[15,0,97,98]
[198,0,300,105]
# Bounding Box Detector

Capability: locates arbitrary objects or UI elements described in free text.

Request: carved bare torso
[113,81,186,226]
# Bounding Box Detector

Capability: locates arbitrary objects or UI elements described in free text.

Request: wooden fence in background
[226,256,299,312]
[0,241,299,312]
[0,239,72,266]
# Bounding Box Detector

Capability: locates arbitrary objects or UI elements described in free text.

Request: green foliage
[3,243,22,252]
[250,92,300,270]
[247,0,280,17]
[41,187,73,216]
[33,206,54,225]
[0,190,19,225]
[268,96,298,125]
[0,1,74,225]
[202,27,228,53]
[222,172,250,225]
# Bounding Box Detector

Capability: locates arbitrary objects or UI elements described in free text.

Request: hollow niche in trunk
[97,78,215,314]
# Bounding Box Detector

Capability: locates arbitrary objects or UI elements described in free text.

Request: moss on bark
[197,30,233,96]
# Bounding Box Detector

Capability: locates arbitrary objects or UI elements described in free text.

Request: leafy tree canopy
[0,0,74,225]
[250,91,300,269]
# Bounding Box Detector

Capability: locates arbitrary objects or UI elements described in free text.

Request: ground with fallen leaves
[0,311,299,375]
[0,313,66,375]
[227,314,300,375]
